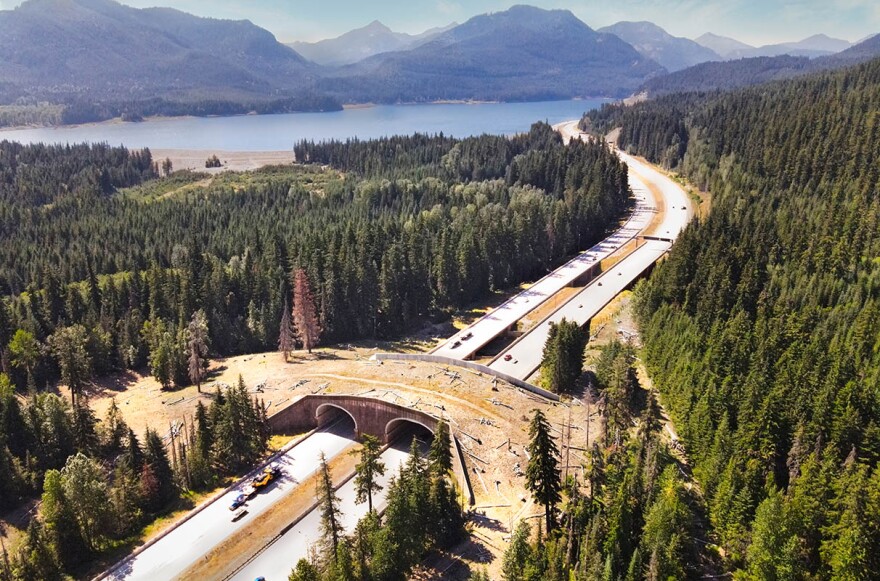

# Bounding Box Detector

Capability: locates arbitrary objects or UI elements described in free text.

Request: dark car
[229,493,247,510]
[504,354,513,361]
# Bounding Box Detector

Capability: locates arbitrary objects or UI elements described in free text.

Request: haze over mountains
[0,0,874,127]
[694,32,852,59]
[288,20,456,66]
[598,21,720,72]
[641,33,880,96]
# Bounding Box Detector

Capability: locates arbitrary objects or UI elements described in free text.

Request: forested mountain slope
[318,5,665,102]
[640,33,880,96]
[584,59,880,576]
[0,0,339,121]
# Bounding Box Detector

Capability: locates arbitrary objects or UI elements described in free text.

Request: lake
[0,100,606,151]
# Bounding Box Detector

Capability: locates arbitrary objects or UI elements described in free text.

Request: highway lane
[488,132,696,381]
[488,239,671,379]
[103,421,357,581]
[231,431,428,581]
[620,151,694,238]
[431,173,657,361]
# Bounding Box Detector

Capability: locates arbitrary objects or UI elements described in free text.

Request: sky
[1,0,878,45]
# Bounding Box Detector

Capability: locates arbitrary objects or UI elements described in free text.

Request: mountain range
[316,6,664,103]
[0,0,873,126]
[694,32,852,59]
[641,33,880,96]
[598,21,720,72]
[288,20,456,66]
[0,0,318,102]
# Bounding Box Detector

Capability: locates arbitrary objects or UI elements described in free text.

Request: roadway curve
[102,422,357,581]
[487,122,694,380]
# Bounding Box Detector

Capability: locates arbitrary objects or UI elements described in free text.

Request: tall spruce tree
[429,421,453,476]
[143,428,174,511]
[526,409,562,533]
[353,434,385,513]
[278,298,295,362]
[317,452,343,562]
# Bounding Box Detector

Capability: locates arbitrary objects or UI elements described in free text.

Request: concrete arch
[385,417,435,444]
[271,394,440,443]
[315,403,358,433]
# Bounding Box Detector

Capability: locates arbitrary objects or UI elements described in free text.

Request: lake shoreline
[0,99,609,151]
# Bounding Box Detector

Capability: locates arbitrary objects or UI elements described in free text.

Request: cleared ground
[150,149,295,173]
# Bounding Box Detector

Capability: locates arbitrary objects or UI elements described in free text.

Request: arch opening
[315,403,357,435]
[385,417,435,449]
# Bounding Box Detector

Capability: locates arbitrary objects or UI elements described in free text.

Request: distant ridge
[0,0,324,104]
[599,21,720,72]
[695,31,851,59]
[288,20,455,66]
[641,32,879,96]
[694,33,753,57]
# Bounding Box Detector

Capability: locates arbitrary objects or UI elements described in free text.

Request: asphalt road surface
[488,239,671,379]
[431,173,657,361]
[231,431,428,581]
[488,149,694,381]
[103,421,357,581]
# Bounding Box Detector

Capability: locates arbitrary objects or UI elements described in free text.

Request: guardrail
[372,353,559,402]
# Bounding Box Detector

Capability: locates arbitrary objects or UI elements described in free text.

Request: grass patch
[121,170,211,202]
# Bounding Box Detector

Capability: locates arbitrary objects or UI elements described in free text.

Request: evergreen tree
[186,309,210,392]
[278,298,295,362]
[123,427,144,472]
[213,376,264,471]
[540,318,588,394]
[526,409,562,533]
[13,520,62,581]
[353,434,385,513]
[71,402,99,455]
[48,325,92,406]
[317,452,343,562]
[143,428,174,511]
[428,421,453,477]
[292,269,321,353]
[100,398,129,459]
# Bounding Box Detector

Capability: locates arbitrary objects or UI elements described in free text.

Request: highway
[102,421,357,581]
[231,432,427,581]
[431,166,658,361]
[488,238,671,379]
[488,136,695,381]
